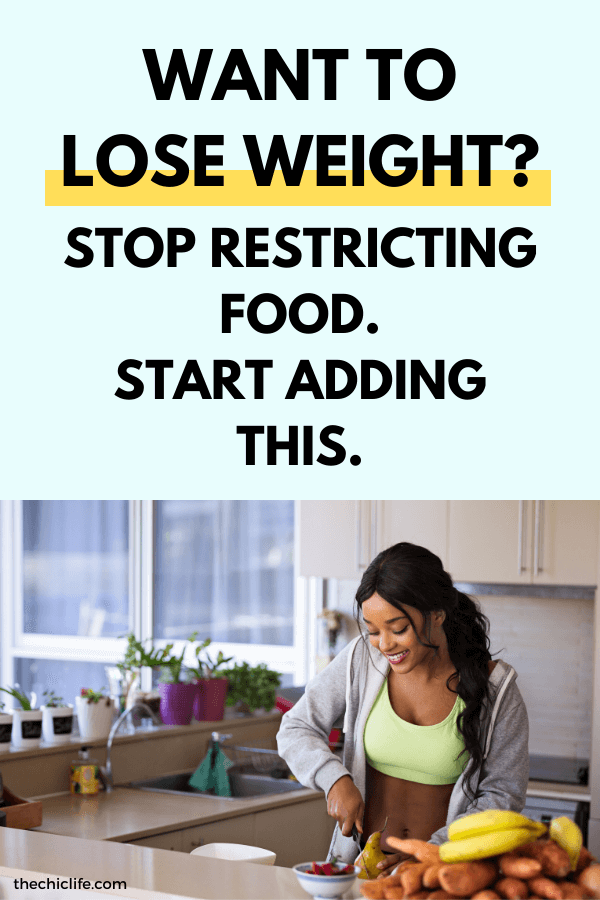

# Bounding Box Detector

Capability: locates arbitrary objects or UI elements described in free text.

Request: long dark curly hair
[355,542,492,801]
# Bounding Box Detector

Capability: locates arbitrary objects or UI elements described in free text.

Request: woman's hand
[327,775,364,837]
[375,853,413,878]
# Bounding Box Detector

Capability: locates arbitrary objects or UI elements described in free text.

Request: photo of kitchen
[0,500,598,900]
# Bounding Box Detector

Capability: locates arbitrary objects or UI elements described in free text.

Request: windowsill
[0,711,282,763]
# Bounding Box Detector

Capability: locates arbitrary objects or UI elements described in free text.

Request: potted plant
[41,691,74,744]
[222,662,282,716]
[0,686,43,749]
[116,633,170,721]
[158,640,197,726]
[75,688,115,741]
[189,639,233,722]
[0,700,13,753]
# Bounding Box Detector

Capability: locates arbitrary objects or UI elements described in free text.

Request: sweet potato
[385,838,441,864]
[438,861,498,897]
[471,892,502,900]
[558,881,591,899]
[500,853,543,879]
[527,876,564,899]
[377,875,405,888]
[404,893,429,899]
[384,860,418,880]
[428,891,454,899]
[495,876,529,899]
[423,864,444,889]
[400,862,429,895]
[382,889,404,900]
[360,881,387,899]
[578,865,600,899]
[577,851,598,876]
[520,842,570,879]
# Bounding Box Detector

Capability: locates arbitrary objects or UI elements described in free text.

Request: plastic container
[69,746,101,795]
[189,843,276,865]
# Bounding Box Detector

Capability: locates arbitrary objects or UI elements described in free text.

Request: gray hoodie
[277,635,529,863]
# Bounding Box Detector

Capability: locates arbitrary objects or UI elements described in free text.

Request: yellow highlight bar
[45,169,550,207]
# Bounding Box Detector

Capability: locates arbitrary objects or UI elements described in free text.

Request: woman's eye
[394,627,409,635]
[367,631,378,637]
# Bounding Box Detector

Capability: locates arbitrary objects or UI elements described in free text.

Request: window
[0,501,303,706]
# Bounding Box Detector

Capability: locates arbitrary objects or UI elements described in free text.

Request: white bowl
[293,862,361,899]
[190,843,276,865]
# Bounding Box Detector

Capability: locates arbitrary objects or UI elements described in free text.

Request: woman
[277,543,529,871]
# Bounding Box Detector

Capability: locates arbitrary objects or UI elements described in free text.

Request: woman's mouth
[386,650,409,665]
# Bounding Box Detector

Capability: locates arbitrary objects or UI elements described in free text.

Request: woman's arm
[429,680,530,845]
[276,639,357,797]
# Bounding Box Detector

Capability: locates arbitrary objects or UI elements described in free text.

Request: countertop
[527,780,591,802]
[32,779,591,844]
[0,828,332,899]
[32,782,323,843]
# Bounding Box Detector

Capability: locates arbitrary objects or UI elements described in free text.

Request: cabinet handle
[534,500,544,576]
[518,501,526,574]
[370,501,378,561]
[355,501,369,572]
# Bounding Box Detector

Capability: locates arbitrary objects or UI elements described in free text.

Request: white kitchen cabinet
[531,501,599,585]
[253,798,335,867]
[380,501,448,566]
[129,831,183,851]
[448,501,599,585]
[297,500,378,579]
[129,799,335,866]
[298,500,448,579]
[178,813,257,854]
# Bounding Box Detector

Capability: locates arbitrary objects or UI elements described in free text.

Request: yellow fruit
[448,809,547,842]
[549,816,583,871]
[356,831,387,880]
[440,827,542,863]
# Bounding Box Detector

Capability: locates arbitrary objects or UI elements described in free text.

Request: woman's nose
[378,633,394,653]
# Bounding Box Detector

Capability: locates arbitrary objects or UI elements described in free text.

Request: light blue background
[2,1,597,498]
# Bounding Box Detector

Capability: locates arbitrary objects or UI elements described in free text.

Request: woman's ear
[433,609,446,626]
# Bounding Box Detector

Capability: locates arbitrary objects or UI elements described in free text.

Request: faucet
[101,702,162,792]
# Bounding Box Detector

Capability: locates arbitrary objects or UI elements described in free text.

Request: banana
[440,826,541,863]
[448,810,547,842]
[549,816,582,871]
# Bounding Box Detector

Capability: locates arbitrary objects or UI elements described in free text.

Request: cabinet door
[448,501,532,583]
[298,501,372,579]
[129,831,183,851]
[179,813,256,854]
[533,501,599,585]
[253,798,335,868]
[380,502,448,565]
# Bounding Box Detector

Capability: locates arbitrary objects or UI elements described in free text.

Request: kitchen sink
[128,770,306,800]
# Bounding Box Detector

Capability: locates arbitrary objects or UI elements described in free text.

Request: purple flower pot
[159,682,196,726]
[193,678,229,722]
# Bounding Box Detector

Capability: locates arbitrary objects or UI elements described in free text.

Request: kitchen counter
[0,828,331,899]
[527,780,591,803]
[32,780,591,845]
[32,782,322,843]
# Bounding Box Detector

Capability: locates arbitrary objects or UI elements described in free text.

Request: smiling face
[361,592,447,674]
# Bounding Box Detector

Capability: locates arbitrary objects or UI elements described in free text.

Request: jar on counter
[69,746,101,795]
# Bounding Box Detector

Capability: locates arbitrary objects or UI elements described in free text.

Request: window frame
[0,500,309,691]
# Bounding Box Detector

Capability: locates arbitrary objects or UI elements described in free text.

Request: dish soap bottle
[70,746,100,795]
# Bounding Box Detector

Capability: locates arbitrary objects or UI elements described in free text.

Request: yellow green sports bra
[364,680,467,785]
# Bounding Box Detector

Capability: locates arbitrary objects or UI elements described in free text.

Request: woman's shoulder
[485,659,525,707]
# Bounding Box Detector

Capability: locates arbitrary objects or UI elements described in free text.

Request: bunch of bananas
[440,810,582,869]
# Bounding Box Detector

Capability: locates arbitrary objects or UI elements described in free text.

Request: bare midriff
[362,763,455,851]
